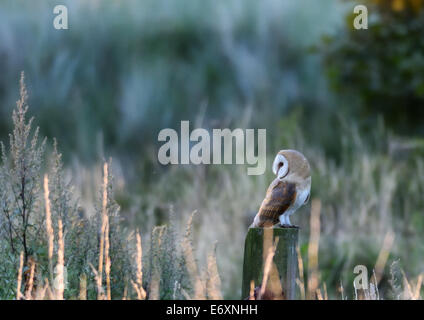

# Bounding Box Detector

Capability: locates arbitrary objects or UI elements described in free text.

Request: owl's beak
[272,154,288,179]
[304,192,310,204]
[277,166,289,179]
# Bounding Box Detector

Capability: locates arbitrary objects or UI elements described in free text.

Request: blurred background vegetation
[1,0,424,299]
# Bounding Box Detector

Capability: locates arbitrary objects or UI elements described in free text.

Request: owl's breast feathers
[255,179,297,227]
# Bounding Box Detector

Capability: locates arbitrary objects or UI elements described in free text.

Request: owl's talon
[277,224,299,229]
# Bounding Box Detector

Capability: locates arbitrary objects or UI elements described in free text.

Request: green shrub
[323,0,424,133]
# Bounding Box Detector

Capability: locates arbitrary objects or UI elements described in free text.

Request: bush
[323,0,424,134]
[0,74,132,299]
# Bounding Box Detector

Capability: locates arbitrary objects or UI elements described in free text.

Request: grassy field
[1,74,423,300]
[0,0,424,300]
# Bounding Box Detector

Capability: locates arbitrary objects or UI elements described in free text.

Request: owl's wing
[255,179,297,227]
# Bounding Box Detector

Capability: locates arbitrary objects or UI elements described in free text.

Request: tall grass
[1,73,424,300]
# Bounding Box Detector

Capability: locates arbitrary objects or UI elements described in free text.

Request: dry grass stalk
[34,278,49,300]
[374,231,395,284]
[414,274,422,300]
[25,260,35,300]
[56,219,65,300]
[307,199,321,300]
[90,263,105,299]
[370,270,380,300]
[44,175,54,279]
[35,278,53,300]
[136,231,143,286]
[105,219,111,300]
[79,274,87,300]
[46,284,55,300]
[131,280,140,298]
[206,242,222,300]
[16,251,24,300]
[182,212,206,299]
[296,245,305,300]
[97,162,109,299]
[296,279,305,300]
[259,236,279,299]
[316,288,323,300]
[249,280,255,300]
[132,230,146,300]
[122,285,128,300]
[401,269,414,300]
[181,288,192,300]
[323,282,328,300]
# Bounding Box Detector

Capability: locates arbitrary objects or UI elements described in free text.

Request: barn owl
[250,150,311,228]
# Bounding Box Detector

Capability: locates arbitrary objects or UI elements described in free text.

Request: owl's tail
[250,213,280,228]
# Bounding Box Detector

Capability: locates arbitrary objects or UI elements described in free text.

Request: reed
[97,162,109,299]
[56,219,65,300]
[131,229,146,300]
[44,175,54,282]
[24,260,35,300]
[307,199,321,300]
[16,251,24,300]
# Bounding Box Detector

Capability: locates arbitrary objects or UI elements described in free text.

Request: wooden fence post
[242,227,298,300]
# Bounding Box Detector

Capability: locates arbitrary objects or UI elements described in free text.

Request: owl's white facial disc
[272,154,288,180]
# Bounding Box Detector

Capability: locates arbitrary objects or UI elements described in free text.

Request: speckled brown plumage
[253,179,297,228]
[250,149,311,228]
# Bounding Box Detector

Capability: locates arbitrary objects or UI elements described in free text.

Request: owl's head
[272,149,310,181]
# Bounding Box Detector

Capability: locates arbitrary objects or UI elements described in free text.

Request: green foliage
[323,1,424,133]
[0,75,216,300]
[0,72,46,269]
[0,75,134,300]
